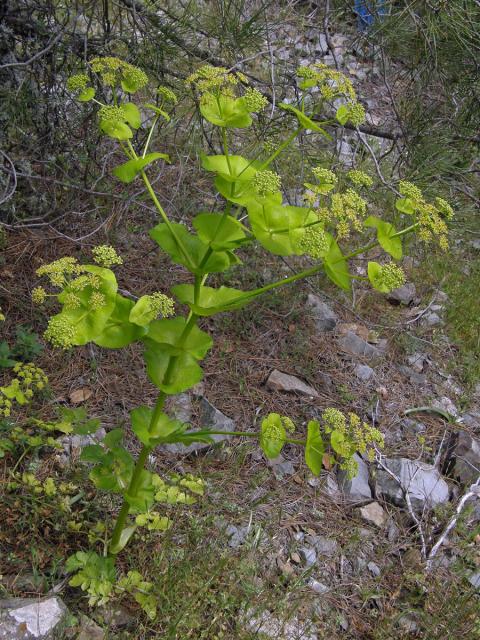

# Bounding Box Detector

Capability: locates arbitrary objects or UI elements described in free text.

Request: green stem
[142,115,160,158]
[221,127,232,174]
[109,314,198,554]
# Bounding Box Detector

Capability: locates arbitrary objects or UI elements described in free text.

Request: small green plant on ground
[29,57,453,618]
[0,326,43,368]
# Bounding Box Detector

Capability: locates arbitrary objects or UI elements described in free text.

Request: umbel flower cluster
[397,181,453,250]
[297,63,365,126]
[321,408,384,476]
[0,363,48,417]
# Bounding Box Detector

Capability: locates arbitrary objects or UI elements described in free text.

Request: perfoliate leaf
[367,261,391,293]
[247,201,318,256]
[335,104,349,125]
[131,405,183,446]
[305,420,324,476]
[323,236,351,291]
[259,413,286,459]
[172,284,251,317]
[78,87,95,102]
[144,341,203,394]
[100,120,133,140]
[109,525,136,554]
[330,429,348,456]
[146,317,212,360]
[93,295,146,349]
[200,154,258,183]
[193,213,247,250]
[122,102,141,129]
[200,94,252,128]
[364,216,403,260]
[113,153,170,184]
[149,223,237,275]
[395,197,415,215]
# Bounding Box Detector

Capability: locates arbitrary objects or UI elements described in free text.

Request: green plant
[33,57,453,616]
[0,327,43,368]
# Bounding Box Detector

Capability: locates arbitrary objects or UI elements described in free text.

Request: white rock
[358,501,387,528]
[354,364,374,382]
[266,370,319,397]
[337,454,372,500]
[0,597,68,639]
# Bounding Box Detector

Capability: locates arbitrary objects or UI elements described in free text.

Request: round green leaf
[305,420,324,476]
[144,341,203,394]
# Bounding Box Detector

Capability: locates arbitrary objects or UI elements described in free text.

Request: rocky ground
[1,9,479,640]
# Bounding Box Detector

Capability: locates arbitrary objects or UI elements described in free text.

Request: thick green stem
[109,314,198,554]
[260,127,302,170]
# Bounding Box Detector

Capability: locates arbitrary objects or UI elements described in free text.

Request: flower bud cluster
[398,181,453,249]
[186,65,245,94]
[375,262,406,292]
[66,74,89,93]
[98,105,127,125]
[146,292,175,319]
[0,364,48,417]
[44,316,76,349]
[157,86,178,104]
[251,170,282,197]
[243,87,268,113]
[347,169,373,188]
[297,226,330,259]
[298,63,356,101]
[91,244,123,268]
[89,57,148,91]
[329,188,368,239]
[36,257,83,287]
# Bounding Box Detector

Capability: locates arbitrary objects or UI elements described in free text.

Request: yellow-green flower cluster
[88,291,107,310]
[66,74,89,92]
[348,101,366,126]
[69,273,101,292]
[297,63,356,101]
[262,413,295,443]
[91,245,123,268]
[36,257,82,287]
[251,170,281,197]
[0,364,48,417]
[399,180,423,202]
[347,169,373,188]
[297,226,330,259]
[32,286,47,305]
[312,167,337,185]
[374,262,406,292]
[322,408,384,476]
[98,105,127,125]
[325,188,368,239]
[186,65,246,95]
[397,181,453,249]
[146,292,175,318]
[89,57,148,91]
[243,87,268,113]
[44,316,76,349]
[157,86,178,104]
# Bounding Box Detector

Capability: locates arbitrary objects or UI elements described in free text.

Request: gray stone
[242,609,318,640]
[375,458,449,512]
[77,615,105,640]
[60,428,106,462]
[306,294,338,332]
[387,283,416,306]
[163,398,233,454]
[337,454,372,500]
[397,614,419,633]
[367,561,381,577]
[432,396,458,417]
[96,604,133,629]
[397,365,428,386]
[338,332,382,359]
[452,431,480,485]
[306,535,338,556]
[299,546,317,567]
[424,312,443,326]
[226,524,250,549]
[266,370,319,397]
[354,364,374,382]
[402,418,426,435]
[307,579,329,594]
[269,455,296,479]
[358,501,387,528]
[0,597,69,639]
[407,353,427,373]
[468,571,480,590]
